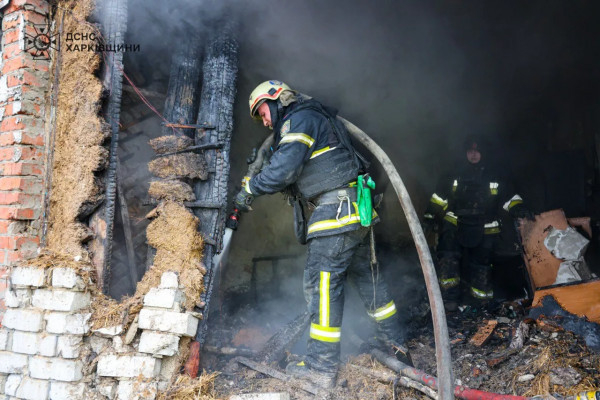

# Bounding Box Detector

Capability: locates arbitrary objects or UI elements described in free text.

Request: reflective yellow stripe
[310,323,341,343]
[489,182,499,195]
[484,220,500,234]
[308,202,377,234]
[319,271,330,327]
[576,392,599,400]
[368,300,397,321]
[470,287,493,299]
[310,146,337,159]
[452,179,458,193]
[503,194,523,211]
[430,193,448,209]
[440,277,460,289]
[444,212,458,226]
[308,215,361,234]
[279,133,315,147]
[242,176,252,194]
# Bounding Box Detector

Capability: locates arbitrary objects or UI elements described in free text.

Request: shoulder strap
[291,99,370,170]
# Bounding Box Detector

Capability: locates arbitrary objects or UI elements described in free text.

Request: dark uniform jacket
[424,162,523,247]
[248,99,379,240]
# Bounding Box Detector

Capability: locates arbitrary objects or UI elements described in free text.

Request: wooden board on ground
[470,320,498,346]
[532,280,600,323]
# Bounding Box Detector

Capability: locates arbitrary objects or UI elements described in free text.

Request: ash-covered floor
[206,297,600,400]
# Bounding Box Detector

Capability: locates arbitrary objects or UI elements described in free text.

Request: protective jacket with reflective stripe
[424,162,522,234]
[249,99,378,239]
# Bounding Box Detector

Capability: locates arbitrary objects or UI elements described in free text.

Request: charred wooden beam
[192,21,239,347]
[88,0,128,293]
[236,357,319,395]
[257,311,310,364]
[155,142,225,158]
[116,160,137,289]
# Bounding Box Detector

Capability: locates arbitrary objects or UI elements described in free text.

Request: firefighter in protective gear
[423,135,532,311]
[234,80,410,388]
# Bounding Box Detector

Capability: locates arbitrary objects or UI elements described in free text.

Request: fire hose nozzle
[226,208,241,230]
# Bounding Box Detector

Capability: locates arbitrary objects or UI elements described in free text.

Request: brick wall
[0,0,51,324]
[0,267,198,399]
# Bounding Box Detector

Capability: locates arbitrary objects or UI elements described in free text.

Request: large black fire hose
[339,117,455,400]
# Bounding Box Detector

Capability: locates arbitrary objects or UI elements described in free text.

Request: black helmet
[463,134,486,153]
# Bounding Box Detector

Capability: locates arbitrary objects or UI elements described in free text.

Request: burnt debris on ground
[204,296,600,400]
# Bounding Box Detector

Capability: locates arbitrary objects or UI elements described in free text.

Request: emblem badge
[280,120,291,136]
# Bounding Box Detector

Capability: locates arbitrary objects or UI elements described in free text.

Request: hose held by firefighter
[233,80,411,389]
[423,135,534,312]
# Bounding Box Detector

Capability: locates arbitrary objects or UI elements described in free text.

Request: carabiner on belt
[336,190,352,225]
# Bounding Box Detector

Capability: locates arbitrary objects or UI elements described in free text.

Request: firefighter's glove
[233,190,254,212]
[510,204,535,221]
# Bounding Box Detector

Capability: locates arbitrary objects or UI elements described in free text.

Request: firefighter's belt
[314,187,357,206]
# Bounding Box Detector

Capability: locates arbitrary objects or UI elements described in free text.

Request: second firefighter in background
[423,136,533,311]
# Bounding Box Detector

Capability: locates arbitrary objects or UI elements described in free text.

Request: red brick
[2,29,21,45]
[1,56,49,74]
[0,192,37,206]
[16,236,39,249]
[6,73,22,88]
[18,147,43,162]
[0,266,7,278]
[23,9,49,24]
[21,70,43,87]
[3,15,19,30]
[0,177,26,190]
[2,43,22,60]
[7,249,23,262]
[0,236,16,250]
[0,162,43,176]
[0,146,42,163]
[0,133,16,146]
[0,221,11,235]
[0,207,34,220]
[0,148,16,162]
[4,0,49,15]
[0,116,27,132]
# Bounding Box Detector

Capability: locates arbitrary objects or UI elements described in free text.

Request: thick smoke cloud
[121,0,600,349]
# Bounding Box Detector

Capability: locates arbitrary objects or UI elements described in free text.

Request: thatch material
[90,201,204,328]
[156,372,221,400]
[149,180,196,202]
[148,153,208,180]
[149,135,194,154]
[143,201,205,310]
[46,0,107,258]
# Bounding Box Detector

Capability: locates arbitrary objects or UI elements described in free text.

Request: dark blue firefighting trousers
[303,227,403,373]
[437,220,497,302]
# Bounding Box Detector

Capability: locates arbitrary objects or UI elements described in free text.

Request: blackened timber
[145,35,203,268]
[257,311,310,363]
[193,22,239,346]
[156,142,225,158]
[142,199,222,209]
[88,0,128,293]
[116,160,138,289]
[161,39,203,139]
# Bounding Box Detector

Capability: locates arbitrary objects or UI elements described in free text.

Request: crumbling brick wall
[0,0,51,323]
[0,265,202,399]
